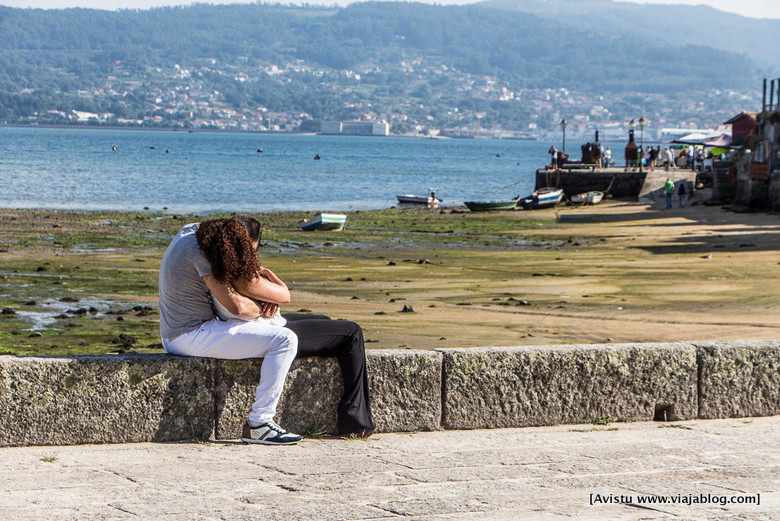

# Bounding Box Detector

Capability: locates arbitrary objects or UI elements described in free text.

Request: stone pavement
[1,417,778,521]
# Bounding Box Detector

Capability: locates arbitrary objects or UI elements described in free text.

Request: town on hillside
[8,54,755,142]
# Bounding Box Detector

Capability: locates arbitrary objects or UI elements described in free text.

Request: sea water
[0,126,592,214]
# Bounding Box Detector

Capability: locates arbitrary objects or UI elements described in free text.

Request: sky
[1,0,779,20]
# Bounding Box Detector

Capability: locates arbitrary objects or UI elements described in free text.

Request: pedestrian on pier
[664,178,675,209]
[603,146,612,168]
[662,147,673,171]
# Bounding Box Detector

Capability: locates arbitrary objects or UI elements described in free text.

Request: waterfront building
[717,80,780,210]
[320,121,389,136]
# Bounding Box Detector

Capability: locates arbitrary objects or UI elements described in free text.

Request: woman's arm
[203,274,263,320]
[232,266,291,305]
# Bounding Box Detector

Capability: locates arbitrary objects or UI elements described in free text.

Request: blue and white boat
[518,187,564,210]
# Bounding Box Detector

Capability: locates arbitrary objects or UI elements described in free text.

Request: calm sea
[0,126,585,214]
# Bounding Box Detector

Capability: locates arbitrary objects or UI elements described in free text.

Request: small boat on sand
[396,193,441,207]
[518,187,564,210]
[464,199,519,212]
[298,213,347,231]
[570,191,604,205]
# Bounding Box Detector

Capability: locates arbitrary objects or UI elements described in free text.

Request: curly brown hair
[196,217,261,284]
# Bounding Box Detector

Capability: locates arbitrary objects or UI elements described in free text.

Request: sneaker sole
[241,437,299,445]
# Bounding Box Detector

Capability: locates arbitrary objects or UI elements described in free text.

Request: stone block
[365,350,442,433]
[440,343,697,430]
[213,350,443,439]
[0,354,214,447]
[213,357,342,439]
[696,340,780,418]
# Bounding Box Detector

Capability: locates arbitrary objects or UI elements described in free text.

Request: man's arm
[232,267,291,305]
[203,274,263,320]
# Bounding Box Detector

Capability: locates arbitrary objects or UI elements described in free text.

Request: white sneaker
[241,420,301,445]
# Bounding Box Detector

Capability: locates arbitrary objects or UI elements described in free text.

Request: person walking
[664,178,675,209]
[662,147,673,171]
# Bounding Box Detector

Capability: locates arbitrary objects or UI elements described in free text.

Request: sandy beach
[0,191,779,354]
[285,195,780,349]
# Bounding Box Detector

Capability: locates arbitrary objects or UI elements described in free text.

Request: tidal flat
[1,199,779,356]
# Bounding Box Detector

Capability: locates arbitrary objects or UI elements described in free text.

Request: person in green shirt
[664,178,675,209]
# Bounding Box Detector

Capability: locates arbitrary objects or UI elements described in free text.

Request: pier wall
[535,169,646,198]
[535,169,698,200]
[1,340,778,447]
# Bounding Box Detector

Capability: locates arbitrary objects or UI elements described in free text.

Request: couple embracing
[158,215,375,445]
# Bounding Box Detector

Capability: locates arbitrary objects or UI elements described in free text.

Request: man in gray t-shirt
[159,223,215,342]
[158,221,301,445]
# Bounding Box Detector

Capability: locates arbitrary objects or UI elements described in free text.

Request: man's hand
[257,301,279,318]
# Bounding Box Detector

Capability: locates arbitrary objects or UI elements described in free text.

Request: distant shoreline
[0,122,299,134]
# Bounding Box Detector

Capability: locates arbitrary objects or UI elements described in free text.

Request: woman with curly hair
[207,216,374,438]
[160,215,375,443]
[159,215,300,445]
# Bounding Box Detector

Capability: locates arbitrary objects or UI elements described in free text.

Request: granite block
[696,340,780,418]
[0,354,214,446]
[439,343,698,430]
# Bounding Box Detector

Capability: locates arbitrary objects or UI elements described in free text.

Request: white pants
[164,318,298,425]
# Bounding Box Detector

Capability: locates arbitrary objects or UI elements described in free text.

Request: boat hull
[397,194,440,207]
[298,213,347,231]
[518,187,564,209]
[570,191,604,205]
[464,200,518,211]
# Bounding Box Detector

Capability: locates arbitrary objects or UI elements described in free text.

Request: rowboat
[518,187,564,210]
[298,213,347,231]
[464,199,519,212]
[570,191,604,205]
[396,193,441,207]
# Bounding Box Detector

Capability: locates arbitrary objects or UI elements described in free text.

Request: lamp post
[638,116,645,173]
[629,119,636,171]
[560,118,567,153]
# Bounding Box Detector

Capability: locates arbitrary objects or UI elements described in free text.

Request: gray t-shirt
[158,223,214,341]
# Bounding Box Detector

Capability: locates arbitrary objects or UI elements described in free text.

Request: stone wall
[1,340,778,447]
[534,170,647,199]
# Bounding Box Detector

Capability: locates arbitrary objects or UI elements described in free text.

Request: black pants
[282,313,375,435]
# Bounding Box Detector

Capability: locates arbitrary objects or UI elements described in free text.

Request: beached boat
[518,187,564,210]
[464,199,519,212]
[396,193,441,207]
[298,213,347,231]
[570,191,604,205]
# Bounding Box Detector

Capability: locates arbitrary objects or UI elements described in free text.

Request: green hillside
[0,1,771,132]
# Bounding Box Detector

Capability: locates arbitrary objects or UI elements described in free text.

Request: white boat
[298,213,347,231]
[396,193,441,207]
[570,191,604,205]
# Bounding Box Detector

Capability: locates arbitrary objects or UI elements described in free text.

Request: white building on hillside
[321,121,389,136]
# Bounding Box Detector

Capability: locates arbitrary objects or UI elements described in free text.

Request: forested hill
[0,1,772,130]
[0,1,763,91]
[485,0,780,67]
